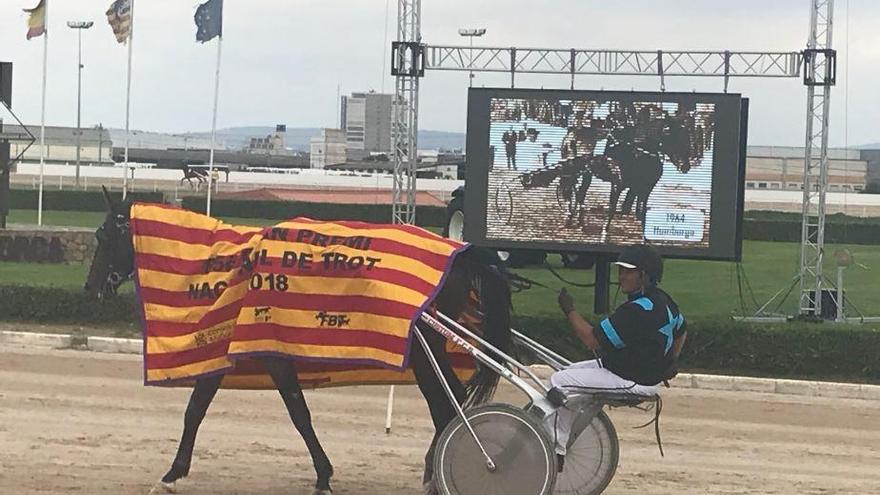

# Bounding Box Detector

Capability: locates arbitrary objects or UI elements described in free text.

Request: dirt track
[1,344,879,495]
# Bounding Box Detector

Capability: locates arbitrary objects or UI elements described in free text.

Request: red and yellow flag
[24,0,46,40]
[130,203,474,389]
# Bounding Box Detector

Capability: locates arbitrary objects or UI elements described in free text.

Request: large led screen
[464,88,748,261]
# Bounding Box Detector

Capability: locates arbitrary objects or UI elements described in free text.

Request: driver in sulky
[545,244,687,470]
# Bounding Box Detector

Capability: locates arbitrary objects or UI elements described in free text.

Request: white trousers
[543,359,660,455]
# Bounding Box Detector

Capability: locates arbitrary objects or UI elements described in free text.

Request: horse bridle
[98,214,134,297]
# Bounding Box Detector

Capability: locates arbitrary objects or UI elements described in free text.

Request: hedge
[180,197,448,228]
[513,316,880,384]
[742,218,880,244]
[2,284,878,384]
[0,285,138,325]
[7,189,165,212]
[745,210,880,225]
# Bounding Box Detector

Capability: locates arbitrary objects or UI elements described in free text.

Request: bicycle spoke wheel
[554,410,619,495]
[435,403,557,495]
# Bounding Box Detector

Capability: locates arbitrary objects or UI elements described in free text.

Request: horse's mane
[449,247,512,409]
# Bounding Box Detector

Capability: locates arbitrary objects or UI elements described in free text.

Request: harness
[97,214,134,296]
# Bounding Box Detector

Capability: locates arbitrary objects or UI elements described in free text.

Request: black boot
[557,453,565,473]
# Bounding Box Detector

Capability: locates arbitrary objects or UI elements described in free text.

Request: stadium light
[458,28,487,87]
[67,21,94,188]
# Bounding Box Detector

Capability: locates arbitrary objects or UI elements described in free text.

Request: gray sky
[1,0,878,146]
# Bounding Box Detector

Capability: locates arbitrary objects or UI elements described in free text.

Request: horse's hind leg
[260,356,334,495]
[575,172,593,227]
[159,374,223,486]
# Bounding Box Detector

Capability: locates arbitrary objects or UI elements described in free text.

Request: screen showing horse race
[463,88,748,261]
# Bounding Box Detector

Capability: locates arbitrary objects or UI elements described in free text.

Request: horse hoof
[311,489,332,495]
[148,480,176,494]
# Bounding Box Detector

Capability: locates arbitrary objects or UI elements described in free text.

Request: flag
[194,0,223,43]
[24,0,46,40]
[106,0,132,44]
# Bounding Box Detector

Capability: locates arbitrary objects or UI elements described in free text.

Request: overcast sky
[1,0,878,146]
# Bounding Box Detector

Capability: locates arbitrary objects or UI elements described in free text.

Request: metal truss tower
[798,0,836,317]
[391,3,837,320]
[390,0,423,225]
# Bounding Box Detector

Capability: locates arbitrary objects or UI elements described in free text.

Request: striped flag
[24,0,46,40]
[105,0,132,44]
[129,203,475,389]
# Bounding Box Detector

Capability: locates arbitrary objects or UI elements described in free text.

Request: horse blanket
[130,203,474,389]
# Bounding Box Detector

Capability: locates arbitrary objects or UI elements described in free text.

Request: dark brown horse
[84,190,512,494]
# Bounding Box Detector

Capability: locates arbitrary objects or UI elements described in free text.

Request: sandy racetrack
[1,344,879,494]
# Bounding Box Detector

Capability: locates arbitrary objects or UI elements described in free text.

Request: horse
[83,189,512,495]
[552,102,712,237]
[603,104,711,223]
[180,164,208,189]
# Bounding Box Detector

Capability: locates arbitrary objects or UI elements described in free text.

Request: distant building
[745,146,869,193]
[324,150,462,180]
[309,129,346,169]
[107,129,214,151]
[3,124,113,165]
[245,124,288,155]
[340,91,393,157]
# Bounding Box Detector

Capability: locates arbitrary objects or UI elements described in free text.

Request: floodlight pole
[458,28,486,87]
[67,21,94,188]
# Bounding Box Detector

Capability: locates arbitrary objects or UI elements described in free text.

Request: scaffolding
[391,0,838,319]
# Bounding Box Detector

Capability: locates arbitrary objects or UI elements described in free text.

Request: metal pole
[122,0,135,199]
[469,36,474,87]
[37,1,49,226]
[97,123,103,166]
[75,27,82,187]
[594,254,611,314]
[384,385,394,434]
[206,35,223,217]
[412,326,496,472]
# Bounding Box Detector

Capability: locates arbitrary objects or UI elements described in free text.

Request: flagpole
[206,34,222,217]
[37,0,49,226]
[122,0,134,200]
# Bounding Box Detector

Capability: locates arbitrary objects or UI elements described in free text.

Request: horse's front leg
[260,356,334,495]
[575,172,593,227]
[410,326,467,494]
[156,374,223,490]
[604,182,624,241]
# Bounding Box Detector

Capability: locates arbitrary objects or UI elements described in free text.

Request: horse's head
[661,111,711,173]
[84,186,134,299]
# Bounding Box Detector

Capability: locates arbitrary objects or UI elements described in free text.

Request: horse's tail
[461,252,512,409]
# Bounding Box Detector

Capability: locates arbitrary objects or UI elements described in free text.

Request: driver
[545,244,687,469]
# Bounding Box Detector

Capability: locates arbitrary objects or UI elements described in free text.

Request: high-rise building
[340,91,392,157]
[309,128,347,169]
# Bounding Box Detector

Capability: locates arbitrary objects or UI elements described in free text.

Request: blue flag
[194,0,223,43]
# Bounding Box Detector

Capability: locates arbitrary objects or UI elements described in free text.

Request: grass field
[3,239,878,321]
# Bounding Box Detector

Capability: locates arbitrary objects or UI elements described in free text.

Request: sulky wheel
[434,403,557,495]
[553,410,619,495]
[492,182,515,225]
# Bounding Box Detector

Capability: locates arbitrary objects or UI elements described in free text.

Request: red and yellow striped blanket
[130,203,474,389]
